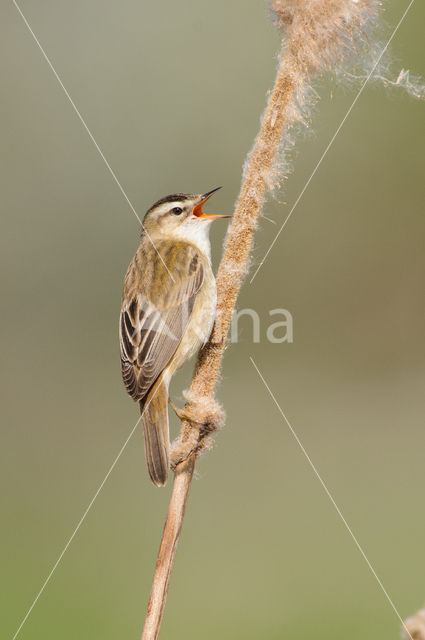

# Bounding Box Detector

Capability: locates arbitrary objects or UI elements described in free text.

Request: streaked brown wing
[120,243,204,401]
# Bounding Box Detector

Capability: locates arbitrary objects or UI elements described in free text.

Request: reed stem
[141,49,296,640]
[141,0,385,636]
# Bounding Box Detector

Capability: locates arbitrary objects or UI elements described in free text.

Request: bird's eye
[171,207,183,215]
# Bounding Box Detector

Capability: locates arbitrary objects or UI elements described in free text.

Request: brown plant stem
[187,67,296,397]
[139,0,424,635]
[141,455,195,640]
[141,52,297,640]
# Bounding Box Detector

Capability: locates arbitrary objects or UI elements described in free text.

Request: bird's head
[142,188,229,240]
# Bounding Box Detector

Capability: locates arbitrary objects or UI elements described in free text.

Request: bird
[119,188,229,487]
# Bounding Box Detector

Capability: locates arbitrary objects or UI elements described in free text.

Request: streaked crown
[142,188,227,238]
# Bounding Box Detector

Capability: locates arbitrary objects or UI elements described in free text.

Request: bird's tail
[140,377,170,487]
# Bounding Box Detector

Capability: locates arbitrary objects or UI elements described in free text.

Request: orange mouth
[192,187,230,220]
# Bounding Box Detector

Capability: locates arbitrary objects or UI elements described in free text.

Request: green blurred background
[1,1,424,638]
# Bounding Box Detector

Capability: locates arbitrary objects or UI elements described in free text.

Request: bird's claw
[169,399,197,423]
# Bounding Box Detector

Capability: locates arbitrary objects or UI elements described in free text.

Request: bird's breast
[168,264,216,374]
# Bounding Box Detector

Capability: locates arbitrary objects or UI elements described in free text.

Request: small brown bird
[120,188,228,486]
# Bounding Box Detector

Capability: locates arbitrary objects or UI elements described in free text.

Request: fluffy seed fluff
[171,391,225,467]
[264,0,424,195]
[403,605,425,640]
[174,0,424,468]
[143,5,424,637]
[242,0,380,193]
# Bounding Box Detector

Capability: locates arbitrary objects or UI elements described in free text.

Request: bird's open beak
[192,187,230,220]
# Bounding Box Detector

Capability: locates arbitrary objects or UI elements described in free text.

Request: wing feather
[120,242,204,401]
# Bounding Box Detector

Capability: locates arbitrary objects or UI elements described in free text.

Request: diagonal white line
[12,0,175,282]
[249,356,414,640]
[249,0,416,284]
[11,416,142,640]
[12,0,141,224]
[11,361,167,640]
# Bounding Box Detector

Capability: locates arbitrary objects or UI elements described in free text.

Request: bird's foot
[169,398,200,424]
[169,396,222,469]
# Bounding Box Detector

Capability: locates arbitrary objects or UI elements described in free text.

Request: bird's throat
[168,220,213,262]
